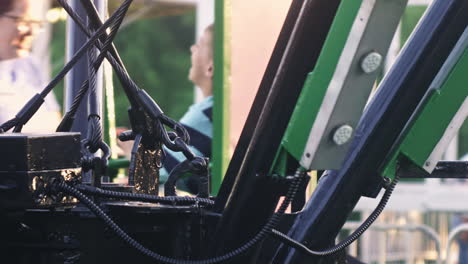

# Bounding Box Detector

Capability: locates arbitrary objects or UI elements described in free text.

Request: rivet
[333,125,353,145]
[361,51,382,74]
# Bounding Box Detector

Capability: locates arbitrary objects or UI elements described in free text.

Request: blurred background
[15,0,468,262]
[37,0,467,158]
[48,0,198,127]
[26,0,466,158]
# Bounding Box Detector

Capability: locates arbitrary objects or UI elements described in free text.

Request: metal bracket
[299,0,408,170]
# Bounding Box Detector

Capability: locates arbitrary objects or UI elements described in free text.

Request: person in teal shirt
[160,24,214,194]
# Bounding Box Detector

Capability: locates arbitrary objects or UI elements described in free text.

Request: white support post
[194,0,215,102]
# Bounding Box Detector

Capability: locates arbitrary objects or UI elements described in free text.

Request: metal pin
[332,125,354,145]
[361,51,382,73]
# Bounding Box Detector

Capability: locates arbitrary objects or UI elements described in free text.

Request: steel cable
[82,0,133,155]
[75,0,193,153]
[58,0,148,109]
[79,0,129,74]
[0,0,133,132]
[57,0,192,159]
[0,117,19,133]
[56,80,89,132]
[40,0,132,98]
[85,34,103,153]
[56,0,126,73]
[86,116,103,153]
[56,0,130,133]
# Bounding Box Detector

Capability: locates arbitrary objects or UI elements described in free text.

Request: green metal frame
[279,0,362,163]
[212,0,230,194]
[382,31,468,179]
[270,0,368,176]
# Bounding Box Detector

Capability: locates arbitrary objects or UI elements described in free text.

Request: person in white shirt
[0,0,60,133]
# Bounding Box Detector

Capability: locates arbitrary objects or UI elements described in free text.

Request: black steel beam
[210,0,342,260]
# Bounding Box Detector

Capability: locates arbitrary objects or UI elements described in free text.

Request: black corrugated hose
[269,174,400,256]
[57,168,307,264]
[75,184,214,206]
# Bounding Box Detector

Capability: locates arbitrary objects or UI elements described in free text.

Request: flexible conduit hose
[270,175,400,256]
[57,168,307,264]
[75,184,214,206]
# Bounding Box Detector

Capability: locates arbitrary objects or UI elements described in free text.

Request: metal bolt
[333,125,353,145]
[361,51,382,74]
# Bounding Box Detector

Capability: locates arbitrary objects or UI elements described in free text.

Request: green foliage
[113,14,195,127]
[50,12,196,128]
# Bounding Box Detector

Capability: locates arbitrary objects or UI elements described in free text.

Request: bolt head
[361,52,382,74]
[333,125,353,145]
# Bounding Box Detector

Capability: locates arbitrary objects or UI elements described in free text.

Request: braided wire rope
[57,0,129,156]
[76,0,194,157]
[1,0,210,207]
[0,0,134,133]
[0,118,19,133]
[12,121,24,133]
[86,36,103,153]
[39,0,132,98]
[56,0,127,132]
[56,80,90,132]
[83,0,136,154]
[61,0,140,106]
[88,39,99,97]
[80,0,129,75]
[56,0,193,161]
[86,117,103,153]
[84,0,130,153]
[50,2,211,210]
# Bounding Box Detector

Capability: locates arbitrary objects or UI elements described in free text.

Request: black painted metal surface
[0,133,82,209]
[211,0,342,260]
[0,133,81,171]
[0,202,215,264]
[399,161,468,179]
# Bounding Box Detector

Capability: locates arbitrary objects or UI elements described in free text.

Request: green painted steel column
[280,0,363,161]
[212,0,230,195]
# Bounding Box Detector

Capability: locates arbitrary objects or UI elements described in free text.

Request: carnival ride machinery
[0,0,467,263]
